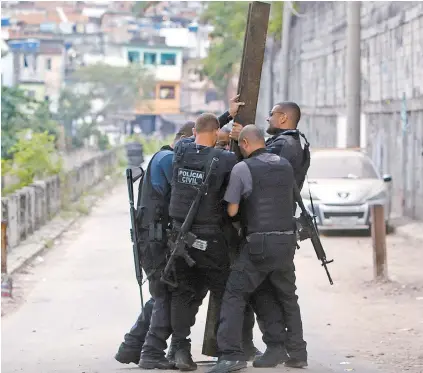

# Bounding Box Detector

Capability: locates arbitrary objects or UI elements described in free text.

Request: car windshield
[308,154,379,179]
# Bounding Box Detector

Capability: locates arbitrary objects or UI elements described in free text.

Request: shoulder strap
[277,129,310,148]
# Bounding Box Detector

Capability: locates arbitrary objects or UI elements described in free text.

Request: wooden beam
[203,2,271,356]
[231,1,271,158]
[371,205,388,280]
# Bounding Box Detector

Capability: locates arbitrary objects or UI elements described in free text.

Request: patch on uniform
[192,239,207,251]
[177,168,205,186]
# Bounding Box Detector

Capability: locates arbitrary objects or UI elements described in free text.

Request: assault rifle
[126,166,146,311]
[293,182,334,285]
[160,157,219,288]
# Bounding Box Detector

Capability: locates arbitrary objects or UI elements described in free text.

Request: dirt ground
[2,186,423,372]
[295,230,423,373]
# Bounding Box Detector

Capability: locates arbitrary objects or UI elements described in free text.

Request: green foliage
[201,2,284,99]
[1,86,60,159]
[57,88,92,139]
[3,131,63,194]
[58,64,155,150]
[72,63,155,117]
[96,132,111,151]
[132,1,155,16]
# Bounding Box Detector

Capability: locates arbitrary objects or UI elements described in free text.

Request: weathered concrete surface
[2,182,423,373]
[256,2,423,220]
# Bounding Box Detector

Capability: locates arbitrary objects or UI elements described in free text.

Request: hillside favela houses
[1,1,225,139]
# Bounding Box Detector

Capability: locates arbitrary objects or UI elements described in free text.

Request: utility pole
[346,1,362,148]
[280,1,292,102]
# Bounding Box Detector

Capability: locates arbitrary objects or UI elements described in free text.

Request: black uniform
[216,149,300,363]
[118,113,233,366]
[168,140,237,354]
[247,129,310,363]
[265,128,310,190]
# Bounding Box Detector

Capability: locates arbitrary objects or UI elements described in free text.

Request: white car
[299,149,392,231]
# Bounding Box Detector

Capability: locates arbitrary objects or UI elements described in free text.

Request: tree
[1,86,60,159]
[3,130,63,194]
[57,88,92,149]
[200,2,284,101]
[60,63,155,149]
[132,1,156,16]
[71,63,155,119]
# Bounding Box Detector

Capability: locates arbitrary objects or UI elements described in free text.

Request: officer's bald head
[238,125,266,158]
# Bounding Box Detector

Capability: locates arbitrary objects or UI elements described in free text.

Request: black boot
[244,346,262,361]
[174,349,197,371]
[253,345,288,368]
[139,356,175,370]
[206,360,247,373]
[114,343,141,365]
[284,358,308,368]
[166,344,177,365]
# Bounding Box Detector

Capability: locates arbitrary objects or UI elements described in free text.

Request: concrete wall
[257,1,423,219]
[1,148,120,250]
[1,51,15,87]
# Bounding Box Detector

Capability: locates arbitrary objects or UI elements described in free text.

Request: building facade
[7,38,65,112]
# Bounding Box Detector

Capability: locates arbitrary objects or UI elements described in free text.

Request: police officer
[135,100,244,368]
[216,124,231,150]
[115,122,196,367]
[230,102,310,367]
[231,101,310,189]
[208,125,301,373]
[166,113,238,371]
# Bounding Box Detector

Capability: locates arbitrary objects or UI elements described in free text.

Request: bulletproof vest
[267,130,311,190]
[242,154,295,235]
[169,142,226,227]
[136,146,172,231]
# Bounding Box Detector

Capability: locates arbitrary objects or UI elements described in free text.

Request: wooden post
[371,205,387,280]
[1,221,7,274]
[203,2,271,357]
[230,1,271,159]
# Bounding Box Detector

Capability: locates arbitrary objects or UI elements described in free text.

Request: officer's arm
[159,153,174,187]
[227,203,239,217]
[223,162,247,217]
[218,95,245,128]
[218,111,232,129]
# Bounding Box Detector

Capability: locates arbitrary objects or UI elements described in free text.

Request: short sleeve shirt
[223,152,282,204]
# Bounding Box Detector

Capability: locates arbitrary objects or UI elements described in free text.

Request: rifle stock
[293,182,334,285]
[160,157,220,288]
[126,167,146,308]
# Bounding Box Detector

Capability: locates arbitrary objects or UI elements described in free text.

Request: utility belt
[143,221,168,242]
[246,230,295,242]
[172,220,221,236]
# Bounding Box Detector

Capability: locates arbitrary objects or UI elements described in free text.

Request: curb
[9,216,79,275]
[9,174,124,276]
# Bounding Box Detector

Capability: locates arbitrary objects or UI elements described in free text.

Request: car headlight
[368,191,386,201]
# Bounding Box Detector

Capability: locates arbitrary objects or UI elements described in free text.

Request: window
[160,53,176,66]
[128,51,140,63]
[23,55,28,67]
[27,90,35,98]
[143,52,157,65]
[159,85,175,99]
[44,95,49,101]
[46,58,52,70]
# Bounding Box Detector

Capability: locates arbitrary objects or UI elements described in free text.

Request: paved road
[2,176,387,373]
